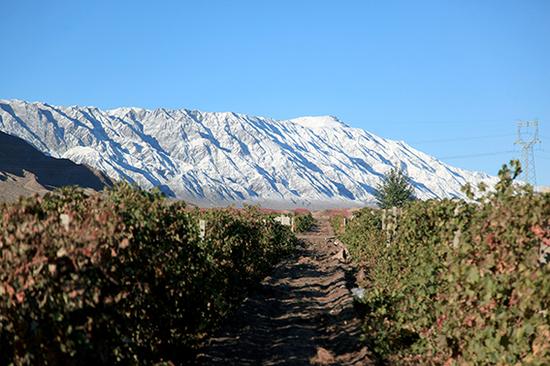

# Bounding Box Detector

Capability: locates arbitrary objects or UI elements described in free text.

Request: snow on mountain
[0,99,496,208]
[289,116,346,129]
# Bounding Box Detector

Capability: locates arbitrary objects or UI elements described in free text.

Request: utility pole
[515,120,541,186]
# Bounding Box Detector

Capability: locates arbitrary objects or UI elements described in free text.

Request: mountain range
[0,99,495,208]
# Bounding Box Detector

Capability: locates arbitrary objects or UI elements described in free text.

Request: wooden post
[199,219,206,239]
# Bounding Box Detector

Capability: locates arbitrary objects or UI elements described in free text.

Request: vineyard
[1,162,548,365]
[0,184,297,365]
[340,162,550,364]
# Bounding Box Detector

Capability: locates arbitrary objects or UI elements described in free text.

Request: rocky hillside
[0,130,111,202]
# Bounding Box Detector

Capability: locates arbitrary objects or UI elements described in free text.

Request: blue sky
[2,0,549,184]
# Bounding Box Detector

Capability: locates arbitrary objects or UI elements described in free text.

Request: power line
[364,120,507,126]
[411,133,514,145]
[438,150,517,160]
[515,120,541,186]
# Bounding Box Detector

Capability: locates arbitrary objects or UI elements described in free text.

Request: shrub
[340,162,550,364]
[329,215,345,235]
[294,212,315,233]
[0,184,296,365]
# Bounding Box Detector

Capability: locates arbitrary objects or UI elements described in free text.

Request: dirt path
[197,216,372,365]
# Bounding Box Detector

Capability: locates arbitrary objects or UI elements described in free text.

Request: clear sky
[2,0,549,185]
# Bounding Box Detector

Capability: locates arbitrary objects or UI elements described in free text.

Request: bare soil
[197,215,373,365]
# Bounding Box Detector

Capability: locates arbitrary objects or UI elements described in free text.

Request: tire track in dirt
[197,216,372,365]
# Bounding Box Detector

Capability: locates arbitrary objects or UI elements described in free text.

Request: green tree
[374,168,415,208]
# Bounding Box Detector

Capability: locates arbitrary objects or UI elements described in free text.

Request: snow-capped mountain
[0,99,495,208]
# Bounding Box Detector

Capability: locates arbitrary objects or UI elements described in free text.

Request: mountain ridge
[0,99,495,208]
[0,129,112,202]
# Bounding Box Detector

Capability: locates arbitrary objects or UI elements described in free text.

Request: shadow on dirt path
[197,215,372,365]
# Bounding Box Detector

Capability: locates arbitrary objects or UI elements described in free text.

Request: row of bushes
[329,215,345,236]
[340,162,550,364]
[0,184,297,365]
[293,212,316,233]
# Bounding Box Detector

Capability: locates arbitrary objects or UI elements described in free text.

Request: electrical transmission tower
[515,120,541,185]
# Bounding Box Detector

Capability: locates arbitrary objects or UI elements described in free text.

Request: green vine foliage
[294,212,316,233]
[341,161,550,365]
[329,215,345,236]
[0,183,297,365]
